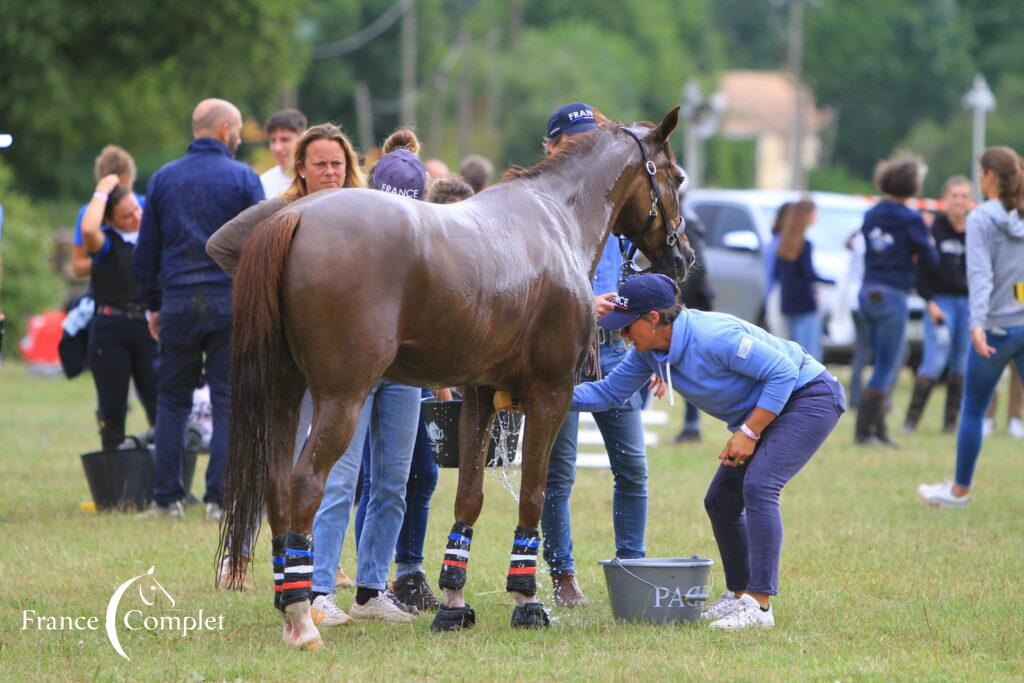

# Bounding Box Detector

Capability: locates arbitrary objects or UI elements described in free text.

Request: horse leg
[277,394,365,650]
[430,385,495,632]
[507,382,572,628]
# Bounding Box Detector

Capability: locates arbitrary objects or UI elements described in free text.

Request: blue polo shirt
[133,138,264,310]
[572,309,825,431]
[72,194,146,246]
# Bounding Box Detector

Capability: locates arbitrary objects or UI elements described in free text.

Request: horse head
[611,107,693,286]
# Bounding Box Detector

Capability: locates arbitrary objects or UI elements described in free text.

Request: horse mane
[501,109,620,182]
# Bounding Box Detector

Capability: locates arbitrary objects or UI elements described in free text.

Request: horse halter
[617,127,686,281]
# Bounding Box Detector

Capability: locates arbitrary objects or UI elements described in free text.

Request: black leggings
[87,314,158,449]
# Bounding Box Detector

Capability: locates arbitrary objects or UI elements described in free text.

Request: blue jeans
[541,339,648,573]
[955,325,1024,488]
[918,295,970,380]
[785,310,822,362]
[858,284,909,391]
[704,373,844,594]
[311,380,419,593]
[152,295,231,506]
[356,411,439,569]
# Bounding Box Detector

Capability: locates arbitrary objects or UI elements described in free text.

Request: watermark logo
[21,565,225,662]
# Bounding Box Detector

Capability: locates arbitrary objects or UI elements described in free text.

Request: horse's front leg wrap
[275,531,314,611]
[505,526,540,597]
[438,522,473,591]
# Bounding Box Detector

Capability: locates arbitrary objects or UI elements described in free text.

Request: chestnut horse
[219,108,688,648]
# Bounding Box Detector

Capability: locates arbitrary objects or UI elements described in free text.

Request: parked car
[683,189,925,362]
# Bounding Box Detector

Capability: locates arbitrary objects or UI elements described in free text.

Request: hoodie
[861,200,938,291]
[966,199,1024,330]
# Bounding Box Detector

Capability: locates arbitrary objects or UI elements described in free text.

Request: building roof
[720,70,833,137]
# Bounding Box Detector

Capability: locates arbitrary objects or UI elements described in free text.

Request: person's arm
[69,205,92,277]
[81,175,119,256]
[572,347,654,413]
[909,215,939,269]
[804,243,835,285]
[132,177,163,313]
[720,329,801,418]
[965,211,997,357]
[206,197,287,277]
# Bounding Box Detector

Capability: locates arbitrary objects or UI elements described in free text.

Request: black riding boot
[943,374,964,434]
[875,392,899,448]
[855,388,883,444]
[902,377,935,433]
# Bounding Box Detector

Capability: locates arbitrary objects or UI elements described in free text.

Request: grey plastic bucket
[599,556,714,624]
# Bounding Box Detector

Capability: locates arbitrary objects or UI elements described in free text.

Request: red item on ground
[19,311,67,367]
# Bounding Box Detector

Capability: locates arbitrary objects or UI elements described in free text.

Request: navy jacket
[775,241,834,315]
[860,200,938,291]
[133,138,264,310]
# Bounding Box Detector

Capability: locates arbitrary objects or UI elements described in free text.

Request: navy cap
[546,102,598,139]
[598,274,678,331]
[373,149,426,200]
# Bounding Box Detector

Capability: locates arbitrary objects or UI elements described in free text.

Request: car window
[701,204,758,248]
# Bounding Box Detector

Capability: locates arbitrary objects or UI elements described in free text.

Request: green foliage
[703,137,756,189]
[0,163,65,349]
[0,0,308,198]
[808,164,874,196]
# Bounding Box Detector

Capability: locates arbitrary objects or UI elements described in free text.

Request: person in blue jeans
[920,146,1024,508]
[539,102,650,608]
[902,176,973,433]
[573,274,844,630]
[854,156,938,446]
[775,199,834,361]
[133,99,264,520]
[307,137,429,627]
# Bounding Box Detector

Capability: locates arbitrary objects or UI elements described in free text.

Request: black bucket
[420,399,523,468]
[80,447,198,511]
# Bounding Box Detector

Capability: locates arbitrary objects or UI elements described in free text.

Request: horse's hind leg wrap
[505,526,540,597]
[438,522,473,591]
[274,531,313,612]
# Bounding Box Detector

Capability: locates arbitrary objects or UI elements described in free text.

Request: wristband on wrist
[740,423,760,441]
[93,191,109,202]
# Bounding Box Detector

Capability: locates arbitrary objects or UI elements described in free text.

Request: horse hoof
[510,602,550,629]
[430,604,476,631]
[301,637,324,651]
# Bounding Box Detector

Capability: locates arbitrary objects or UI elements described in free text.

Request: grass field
[1,361,1022,681]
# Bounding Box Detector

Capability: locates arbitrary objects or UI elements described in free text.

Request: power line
[314,0,415,60]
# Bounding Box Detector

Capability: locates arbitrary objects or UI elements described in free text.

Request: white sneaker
[310,594,354,627]
[136,500,186,519]
[708,594,774,630]
[701,591,740,621]
[1008,417,1024,439]
[349,591,416,623]
[204,502,223,521]
[982,417,995,437]
[918,481,971,508]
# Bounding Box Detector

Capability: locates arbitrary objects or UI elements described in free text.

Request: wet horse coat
[220,110,688,647]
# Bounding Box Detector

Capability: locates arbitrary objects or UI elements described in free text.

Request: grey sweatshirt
[966,199,1024,330]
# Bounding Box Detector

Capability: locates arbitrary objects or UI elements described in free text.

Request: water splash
[488,411,521,503]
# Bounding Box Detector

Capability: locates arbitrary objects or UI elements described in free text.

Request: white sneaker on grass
[983,417,995,437]
[708,594,774,630]
[349,591,416,623]
[310,594,353,627]
[701,591,740,621]
[918,481,970,508]
[1008,417,1024,440]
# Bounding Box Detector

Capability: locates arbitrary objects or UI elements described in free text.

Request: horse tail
[218,210,302,580]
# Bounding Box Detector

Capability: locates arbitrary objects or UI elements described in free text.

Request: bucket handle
[610,558,712,605]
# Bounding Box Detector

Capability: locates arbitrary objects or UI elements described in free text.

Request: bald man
[133,98,264,519]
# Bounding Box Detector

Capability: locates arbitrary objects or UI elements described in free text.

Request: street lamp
[963,74,995,197]
[0,134,13,149]
[680,81,725,190]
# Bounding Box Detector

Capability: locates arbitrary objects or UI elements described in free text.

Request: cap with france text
[546,102,598,139]
[598,274,678,331]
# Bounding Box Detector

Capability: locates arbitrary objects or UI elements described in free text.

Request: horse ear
[653,107,680,144]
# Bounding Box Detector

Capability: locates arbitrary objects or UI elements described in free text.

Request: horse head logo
[105,566,174,662]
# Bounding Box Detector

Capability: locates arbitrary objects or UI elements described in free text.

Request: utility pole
[456,25,472,160]
[354,81,375,153]
[400,0,417,128]
[787,0,806,191]
[963,74,996,198]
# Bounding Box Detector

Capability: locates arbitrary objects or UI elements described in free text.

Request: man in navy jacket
[133,98,264,518]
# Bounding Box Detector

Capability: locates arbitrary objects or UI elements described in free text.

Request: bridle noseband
[617,127,685,281]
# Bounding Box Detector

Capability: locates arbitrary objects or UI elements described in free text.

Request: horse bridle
[616,127,685,281]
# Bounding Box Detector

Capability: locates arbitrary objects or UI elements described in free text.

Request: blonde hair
[282,123,365,201]
[381,129,421,156]
[776,199,816,262]
[94,145,136,184]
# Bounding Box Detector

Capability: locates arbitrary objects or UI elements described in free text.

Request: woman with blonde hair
[774,199,833,361]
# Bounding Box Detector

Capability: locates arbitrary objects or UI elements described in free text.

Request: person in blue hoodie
[572,273,845,630]
[854,156,938,446]
[919,146,1024,508]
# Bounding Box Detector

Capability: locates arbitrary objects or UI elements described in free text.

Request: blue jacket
[133,138,264,310]
[572,309,826,431]
[775,241,834,315]
[861,200,938,291]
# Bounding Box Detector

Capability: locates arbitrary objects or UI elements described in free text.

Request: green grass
[1,362,1022,681]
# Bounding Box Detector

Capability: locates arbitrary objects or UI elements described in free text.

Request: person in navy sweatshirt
[854,156,938,447]
[774,199,834,361]
[572,274,845,630]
